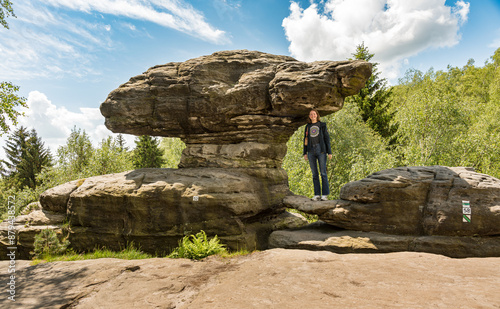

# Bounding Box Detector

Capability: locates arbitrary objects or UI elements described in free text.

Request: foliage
[132,135,165,168]
[57,127,94,175]
[17,129,53,188]
[0,82,27,136]
[86,136,133,175]
[1,126,52,189]
[160,137,185,168]
[0,182,43,220]
[32,229,70,259]
[54,129,133,182]
[348,42,396,142]
[391,48,500,178]
[168,230,227,260]
[1,4,26,136]
[31,242,153,264]
[0,0,15,29]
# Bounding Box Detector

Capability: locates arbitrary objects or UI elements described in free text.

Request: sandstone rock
[285,166,500,237]
[37,168,306,254]
[0,209,65,259]
[2,249,499,308]
[100,50,371,167]
[39,180,80,213]
[269,222,500,258]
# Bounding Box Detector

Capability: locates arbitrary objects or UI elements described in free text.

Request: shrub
[168,230,227,260]
[32,229,69,258]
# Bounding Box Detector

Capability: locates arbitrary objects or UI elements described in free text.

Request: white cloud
[282,0,470,82]
[43,0,228,44]
[9,91,136,157]
[0,0,228,80]
[0,1,111,79]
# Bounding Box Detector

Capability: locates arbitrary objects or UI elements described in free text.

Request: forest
[1,46,499,219]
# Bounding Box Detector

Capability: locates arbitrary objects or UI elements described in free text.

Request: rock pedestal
[100,49,372,168]
[2,50,371,258]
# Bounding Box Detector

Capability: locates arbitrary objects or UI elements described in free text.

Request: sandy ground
[1,249,499,308]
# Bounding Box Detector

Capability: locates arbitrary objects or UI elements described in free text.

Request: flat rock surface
[1,249,499,308]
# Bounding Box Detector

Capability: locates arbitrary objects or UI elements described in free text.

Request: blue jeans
[308,144,330,196]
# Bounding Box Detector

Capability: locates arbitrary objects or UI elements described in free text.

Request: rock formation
[274,166,500,257]
[1,50,371,258]
[100,49,371,168]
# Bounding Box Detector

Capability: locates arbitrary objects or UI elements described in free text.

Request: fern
[168,230,227,260]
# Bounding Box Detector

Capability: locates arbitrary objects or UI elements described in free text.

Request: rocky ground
[1,248,499,309]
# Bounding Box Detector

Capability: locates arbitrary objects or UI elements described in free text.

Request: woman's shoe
[311,196,321,201]
[321,195,328,201]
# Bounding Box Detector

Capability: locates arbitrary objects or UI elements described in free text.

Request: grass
[31,236,255,265]
[31,242,153,265]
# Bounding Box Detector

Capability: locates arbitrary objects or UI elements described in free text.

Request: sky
[0,0,499,158]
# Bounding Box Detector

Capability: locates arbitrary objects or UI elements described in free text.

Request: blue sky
[0,0,499,156]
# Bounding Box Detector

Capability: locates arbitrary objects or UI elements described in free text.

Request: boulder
[38,168,307,254]
[100,49,371,168]
[279,166,500,257]
[285,166,500,237]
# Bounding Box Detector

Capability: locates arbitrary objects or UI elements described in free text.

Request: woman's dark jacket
[303,121,332,155]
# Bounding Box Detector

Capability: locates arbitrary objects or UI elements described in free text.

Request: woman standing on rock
[303,109,332,201]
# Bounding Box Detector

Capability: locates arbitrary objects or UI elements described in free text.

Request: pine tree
[17,129,52,188]
[116,134,128,152]
[1,126,29,180]
[32,229,69,258]
[132,135,165,168]
[348,42,397,142]
[1,127,52,189]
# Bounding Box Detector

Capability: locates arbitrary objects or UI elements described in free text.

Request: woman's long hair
[307,109,321,123]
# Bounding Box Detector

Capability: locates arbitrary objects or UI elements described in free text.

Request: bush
[168,230,227,260]
[32,229,69,259]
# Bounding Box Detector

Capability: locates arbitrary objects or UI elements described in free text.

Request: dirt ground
[1,248,499,308]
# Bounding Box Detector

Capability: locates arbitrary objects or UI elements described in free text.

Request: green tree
[348,42,396,142]
[1,126,29,182]
[116,134,128,152]
[0,82,27,135]
[132,135,165,168]
[56,127,94,176]
[0,126,51,189]
[160,137,185,168]
[32,229,69,258]
[87,136,133,175]
[0,2,27,135]
[391,68,469,166]
[17,129,52,189]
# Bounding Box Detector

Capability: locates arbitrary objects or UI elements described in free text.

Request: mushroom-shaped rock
[100,50,372,168]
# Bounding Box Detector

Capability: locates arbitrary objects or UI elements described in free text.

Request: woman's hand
[304,154,308,161]
[328,154,333,160]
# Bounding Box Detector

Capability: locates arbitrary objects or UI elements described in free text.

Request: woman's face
[309,110,318,122]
